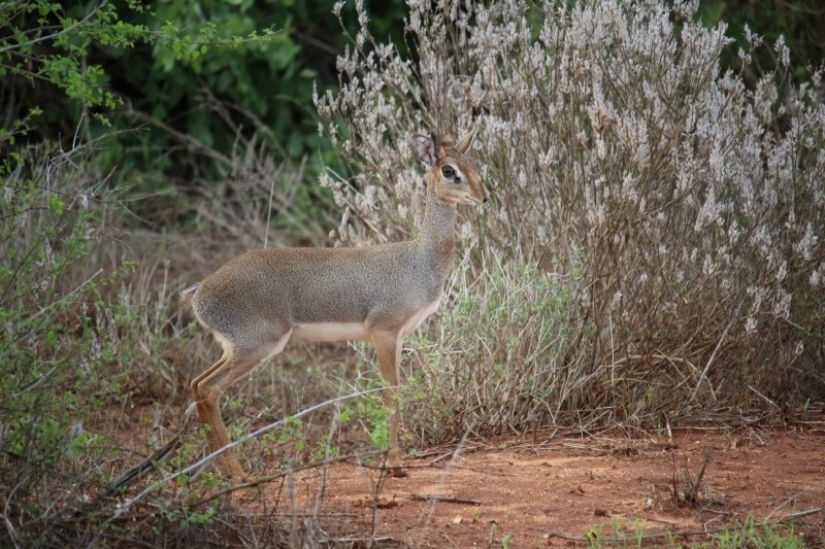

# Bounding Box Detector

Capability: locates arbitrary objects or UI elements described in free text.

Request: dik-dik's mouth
[465,195,491,207]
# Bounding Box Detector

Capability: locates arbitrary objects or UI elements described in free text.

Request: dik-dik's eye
[441,165,457,180]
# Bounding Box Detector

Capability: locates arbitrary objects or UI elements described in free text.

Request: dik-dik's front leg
[371,329,407,477]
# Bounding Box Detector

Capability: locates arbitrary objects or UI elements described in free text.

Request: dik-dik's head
[413,130,490,207]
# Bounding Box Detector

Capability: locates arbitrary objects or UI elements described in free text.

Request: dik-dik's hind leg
[191,353,243,477]
[192,330,292,479]
[371,329,407,477]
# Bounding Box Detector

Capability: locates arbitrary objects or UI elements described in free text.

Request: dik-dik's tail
[180,283,200,309]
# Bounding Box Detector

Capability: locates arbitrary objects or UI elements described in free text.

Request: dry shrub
[402,252,574,443]
[189,138,334,251]
[316,0,825,428]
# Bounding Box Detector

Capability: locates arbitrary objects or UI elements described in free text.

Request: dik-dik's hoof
[226,471,249,483]
[223,461,248,482]
[387,466,408,478]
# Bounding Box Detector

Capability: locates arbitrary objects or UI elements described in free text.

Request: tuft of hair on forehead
[444,129,476,156]
[436,135,454,147]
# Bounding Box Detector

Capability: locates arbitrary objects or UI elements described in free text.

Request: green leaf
[48,194,65,216]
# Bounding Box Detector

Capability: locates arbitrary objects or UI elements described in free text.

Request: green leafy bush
[1,0,408,193]
[697,0,825,83]
[0,1,149,141]
[0,143,114,517]
[0,140,212,546]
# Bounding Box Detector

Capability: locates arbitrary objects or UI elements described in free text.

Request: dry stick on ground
[411,494,482,505]
[330,536,402,546]
[777,507,825,522]
[187,450,385,510]
[102,404,196,498]
[487,519,500,549]
[418,427,475,540]
[369,462,392,537]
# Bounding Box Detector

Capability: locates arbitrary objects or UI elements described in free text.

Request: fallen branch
[112,387,387,517]
[102,405,195,498]
[777,506,824,523]
[411,494,482,505]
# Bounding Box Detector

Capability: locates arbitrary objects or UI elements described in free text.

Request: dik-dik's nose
[480,188,491,206]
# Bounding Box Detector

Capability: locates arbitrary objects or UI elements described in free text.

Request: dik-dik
[183,130,488,478]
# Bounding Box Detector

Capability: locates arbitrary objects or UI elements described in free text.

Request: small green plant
[585,526,604,549]
[281,415,306,453]
[351,363,395,453]
[714,515,802,549]
[158,495,219,529]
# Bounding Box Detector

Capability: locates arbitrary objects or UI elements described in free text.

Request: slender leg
[192,351,259,479]
[192,331,292,479]
[371,329,406,476]
[192,354,224,425]
[191,353,240,475]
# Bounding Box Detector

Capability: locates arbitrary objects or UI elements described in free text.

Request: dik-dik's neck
[419,186,456,265]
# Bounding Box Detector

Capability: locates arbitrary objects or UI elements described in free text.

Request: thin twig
[0,4,100,54]
[128,111,232,167]
[777,506,824,523]
[691,297,745,402]
[749,385,780,409]
[102,405,196,498]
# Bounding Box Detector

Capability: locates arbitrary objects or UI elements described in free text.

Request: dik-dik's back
[190,240,446,343]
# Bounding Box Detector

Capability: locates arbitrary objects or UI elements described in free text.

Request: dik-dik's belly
[291,322,370,342]
[290,296,441,343]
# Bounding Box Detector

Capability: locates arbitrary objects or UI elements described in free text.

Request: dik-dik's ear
[412,134,437,167]
[456,129,476,154]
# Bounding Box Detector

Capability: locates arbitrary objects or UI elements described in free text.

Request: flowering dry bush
[316,0,825,426]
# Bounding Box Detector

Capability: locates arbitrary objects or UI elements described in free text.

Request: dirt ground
[233,427,825,547]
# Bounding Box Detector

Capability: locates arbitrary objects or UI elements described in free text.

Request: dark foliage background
[2,0,822,215]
